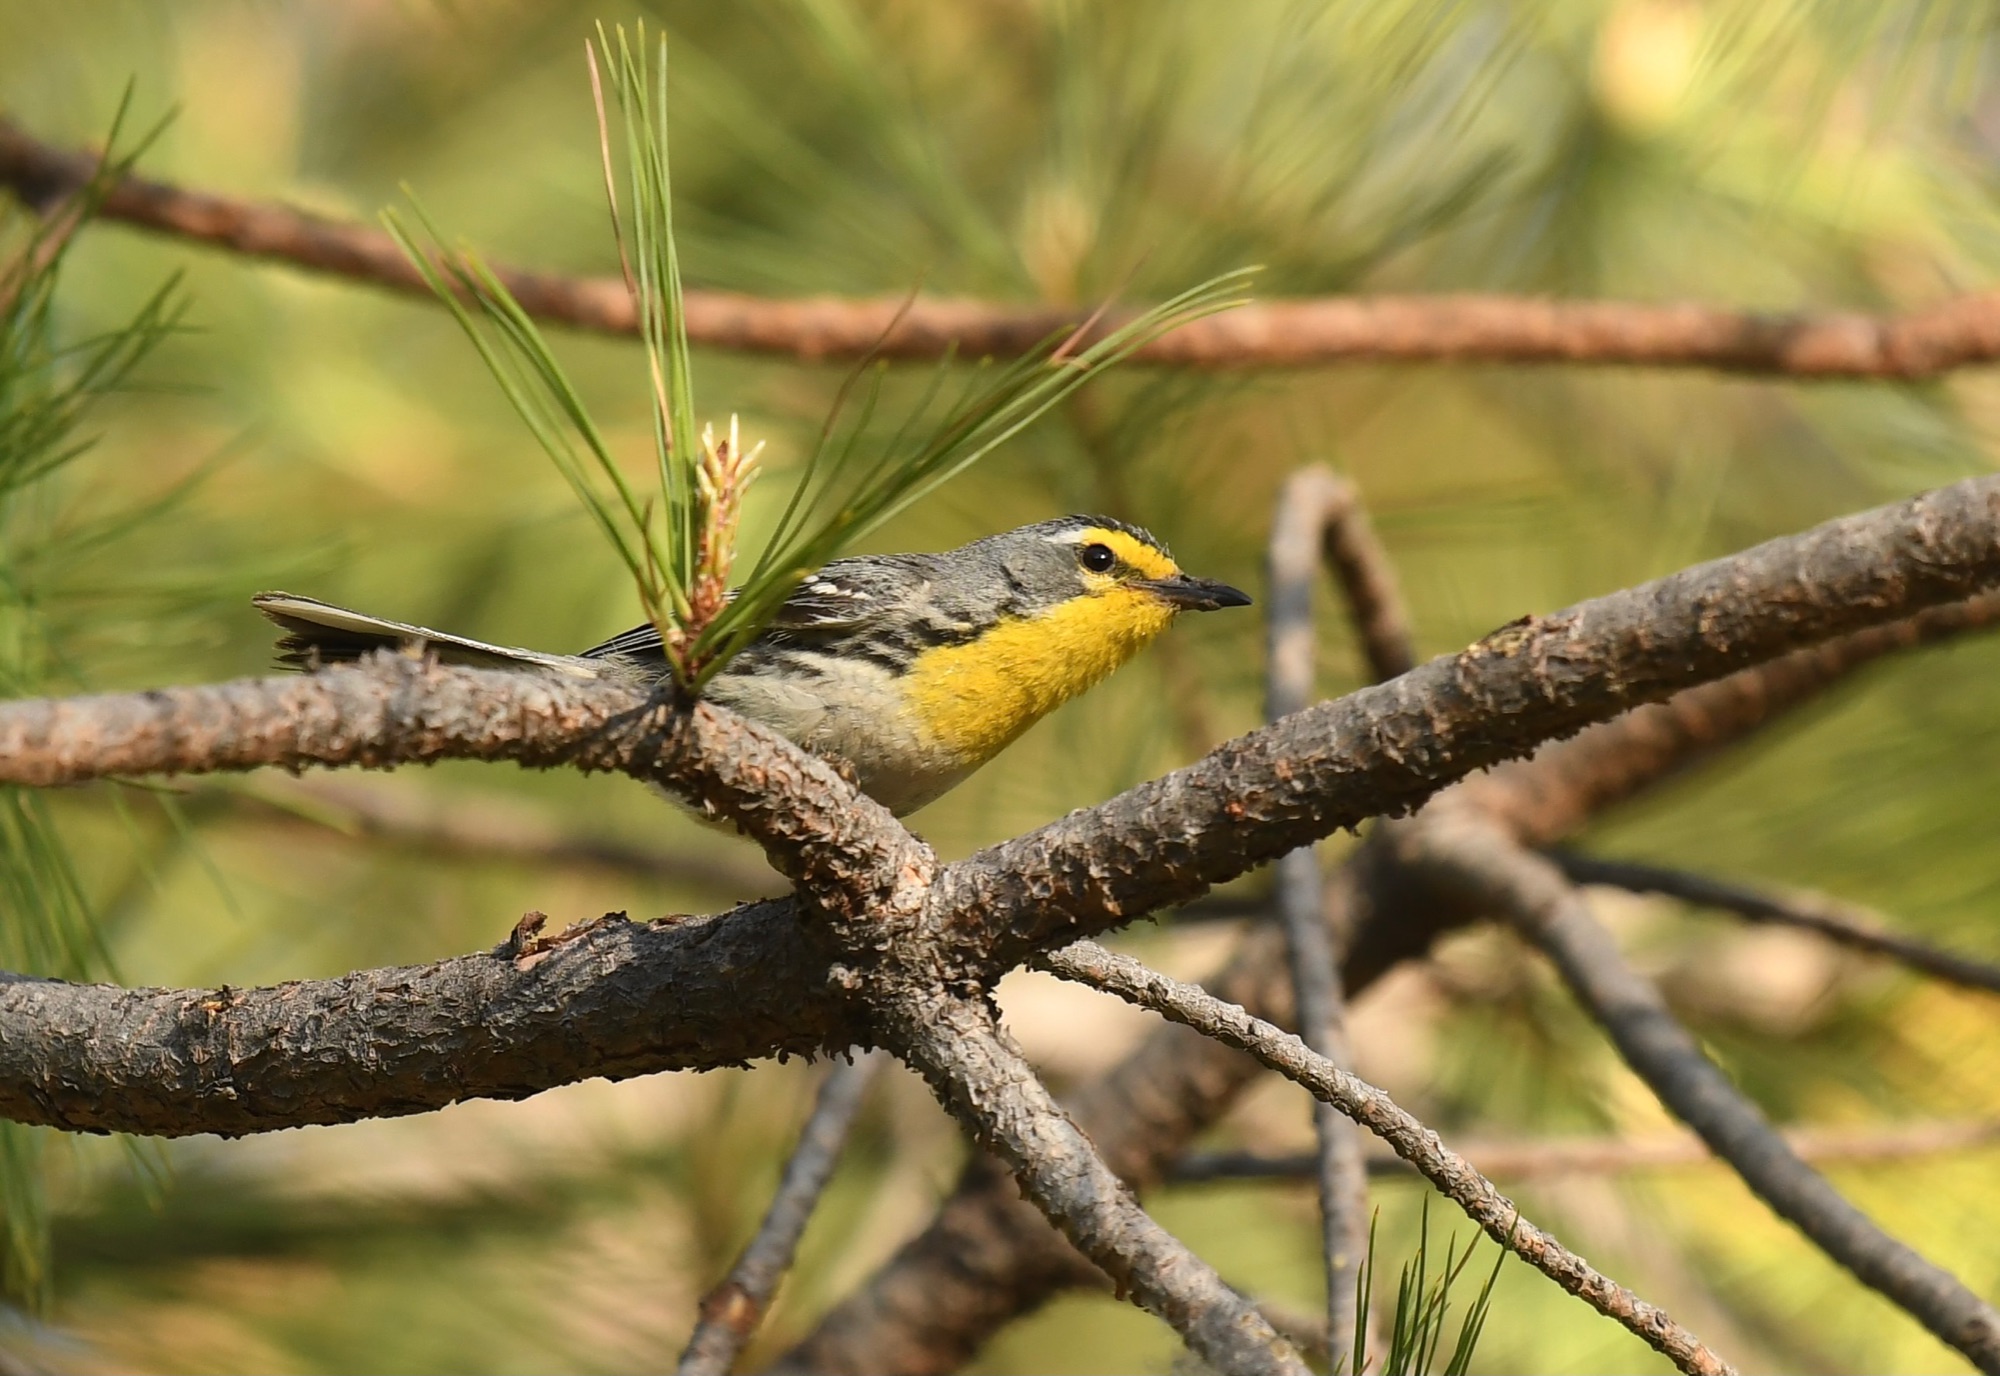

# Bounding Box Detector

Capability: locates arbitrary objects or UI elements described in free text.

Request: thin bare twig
[679,1051,883,1376]
[1270,846,1367,1357]
[11,116,2000,376]
[1173,1119,2000,1184]
[1266,466,1414,1359]
[1410,820,2000,1373]
[1042,940,1733,1376]
[1554,853,2000,997]
[888,991,1309,1376]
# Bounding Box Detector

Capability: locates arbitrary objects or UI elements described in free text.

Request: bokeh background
[4,1,2000,1371]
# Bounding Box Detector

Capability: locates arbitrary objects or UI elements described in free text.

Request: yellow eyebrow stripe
[1084,527,1179,580]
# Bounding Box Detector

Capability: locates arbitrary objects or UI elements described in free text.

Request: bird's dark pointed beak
[1141,574,1254,612]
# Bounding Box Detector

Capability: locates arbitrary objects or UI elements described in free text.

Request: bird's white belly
[705,659,967,816]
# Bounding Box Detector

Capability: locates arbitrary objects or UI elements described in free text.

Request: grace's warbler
[255,516,1250,815]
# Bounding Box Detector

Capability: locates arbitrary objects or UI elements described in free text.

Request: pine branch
[1,480,1999,1142]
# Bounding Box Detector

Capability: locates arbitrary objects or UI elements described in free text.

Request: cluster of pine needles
[386,22,1249,692]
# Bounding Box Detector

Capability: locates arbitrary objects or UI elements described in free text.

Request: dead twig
[1409,819,2000,1374]
[679,1051,883,1376]
[1172,1119,2000,1184]
[1042,940,1733,1376]
[1266,466,1415,1358]
[1554,853,2000,997]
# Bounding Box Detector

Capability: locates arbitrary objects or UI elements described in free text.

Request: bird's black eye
[1079,542,1117,573]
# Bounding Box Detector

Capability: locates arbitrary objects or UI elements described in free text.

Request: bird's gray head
[959,515,1253,616]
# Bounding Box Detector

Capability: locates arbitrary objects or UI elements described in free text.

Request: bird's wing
[580,555,929,662]
[766,556,923,632]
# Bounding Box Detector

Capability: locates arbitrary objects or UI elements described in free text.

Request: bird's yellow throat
[902,528,1181,766]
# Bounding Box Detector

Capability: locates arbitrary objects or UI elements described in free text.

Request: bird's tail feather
[252,593,597,677]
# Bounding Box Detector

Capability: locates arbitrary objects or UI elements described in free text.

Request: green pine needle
[1350,1199,1506,1376]
[0,93,179,1310]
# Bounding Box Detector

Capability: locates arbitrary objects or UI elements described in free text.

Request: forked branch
[0,479,1998,1139]
[783,585,2000,1375]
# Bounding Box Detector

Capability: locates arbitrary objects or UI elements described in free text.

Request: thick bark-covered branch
[10,116,2000,377]
[1413,821,2000,1374]
[0,901,845,1136]
[888,991,1308,1376]
[1462,589,2000,840]
[1045,941,1733,1376]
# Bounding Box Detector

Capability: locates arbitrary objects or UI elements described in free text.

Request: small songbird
[256,516,1251,816]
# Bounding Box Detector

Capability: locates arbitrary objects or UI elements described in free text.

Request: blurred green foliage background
[4,1,2000,1371]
